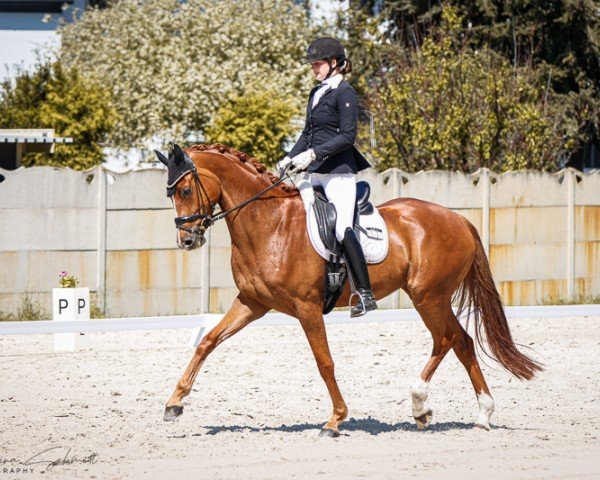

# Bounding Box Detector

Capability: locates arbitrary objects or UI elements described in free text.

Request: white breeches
[310,173,356,242]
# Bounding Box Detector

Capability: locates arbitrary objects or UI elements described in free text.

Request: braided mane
[188,143,298,194]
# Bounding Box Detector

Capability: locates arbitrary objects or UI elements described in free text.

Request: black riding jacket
[288,80,371,175]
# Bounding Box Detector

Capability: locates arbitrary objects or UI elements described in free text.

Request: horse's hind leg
[164,295,268,421]
[411,302,461,429]
[452,325,494,430]
[298,309,348,437]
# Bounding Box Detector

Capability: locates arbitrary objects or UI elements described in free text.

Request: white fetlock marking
[476,392,494,428]
[411,378,430,418]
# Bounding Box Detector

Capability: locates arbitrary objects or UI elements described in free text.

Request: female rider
[277,37,377,317]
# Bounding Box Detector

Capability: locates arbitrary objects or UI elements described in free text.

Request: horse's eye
[181,188,192,198]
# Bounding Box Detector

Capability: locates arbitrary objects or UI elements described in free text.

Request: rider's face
[311,59,336,81]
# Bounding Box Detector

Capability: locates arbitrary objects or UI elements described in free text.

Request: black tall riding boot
[341,227,378,317]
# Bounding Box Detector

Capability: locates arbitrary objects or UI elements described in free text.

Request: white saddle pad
[306,205,389,264]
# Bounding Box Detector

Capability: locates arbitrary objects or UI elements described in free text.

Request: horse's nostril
[183,237,194,247]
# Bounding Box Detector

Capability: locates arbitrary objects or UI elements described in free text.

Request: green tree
[206,91,297,166]
[349,0,599,90]
[361,7,564,173]
[346,0,599,167]
[0,60,117,170]
[59,0,318,149]
[0,62,53,128]
[333,7,392,95]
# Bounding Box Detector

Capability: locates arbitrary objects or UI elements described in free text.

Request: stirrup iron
[349,288,378,318]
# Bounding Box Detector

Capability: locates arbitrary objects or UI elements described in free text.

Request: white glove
[277,156,292,171]
[291,149,315,170]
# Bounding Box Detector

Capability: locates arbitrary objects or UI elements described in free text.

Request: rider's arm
[288,110,310,159]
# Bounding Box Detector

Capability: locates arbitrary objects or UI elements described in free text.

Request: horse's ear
[172,143,185,166]
[154,150,169,166]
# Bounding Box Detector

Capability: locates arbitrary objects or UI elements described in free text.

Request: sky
[0,30,60,80]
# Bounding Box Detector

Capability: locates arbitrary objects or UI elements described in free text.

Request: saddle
[312,181,377,314]
[312,181,375,250]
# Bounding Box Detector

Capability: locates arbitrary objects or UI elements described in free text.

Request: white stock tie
[312,84,330,109]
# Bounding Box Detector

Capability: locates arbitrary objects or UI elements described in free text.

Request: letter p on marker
[59,298,68,314]
[78,298,86,314]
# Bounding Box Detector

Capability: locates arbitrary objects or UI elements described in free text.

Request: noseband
[167,157,293,242]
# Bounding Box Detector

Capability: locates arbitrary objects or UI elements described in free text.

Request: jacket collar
[322,73,343,89]
[309,78,345,112]
[309,74,344,98]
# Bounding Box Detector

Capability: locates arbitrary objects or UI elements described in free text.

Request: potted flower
[58,271,79,288]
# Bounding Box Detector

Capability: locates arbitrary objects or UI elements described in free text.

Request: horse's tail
[455,222,543,380]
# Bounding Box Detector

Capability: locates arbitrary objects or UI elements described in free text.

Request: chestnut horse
[156,143,542,437]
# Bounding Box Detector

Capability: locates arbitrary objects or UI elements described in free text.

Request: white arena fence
[2,304,599,336]
[1,166,599,317]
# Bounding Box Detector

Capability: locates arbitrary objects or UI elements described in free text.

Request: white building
[0,0,95,80]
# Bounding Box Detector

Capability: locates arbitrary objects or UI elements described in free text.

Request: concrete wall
[0,165,598,317]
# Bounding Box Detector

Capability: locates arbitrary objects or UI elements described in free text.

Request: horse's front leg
[164,295,268,421]
[299,309,348,437]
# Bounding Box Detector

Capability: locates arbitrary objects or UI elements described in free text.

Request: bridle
[167,155,215,240]
[167,155,294,246]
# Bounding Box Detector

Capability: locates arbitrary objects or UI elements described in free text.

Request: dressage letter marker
[59,299,68,314]
[52,287,90,352]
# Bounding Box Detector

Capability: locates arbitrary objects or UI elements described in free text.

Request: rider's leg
[311,173,355,242]
[341,227,378,316]
[297,173,315,211]
[315,173,377,317]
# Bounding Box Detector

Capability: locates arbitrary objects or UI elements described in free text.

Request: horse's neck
[220,173,273,212]
[212,163,278,210]
[203,156,297,244]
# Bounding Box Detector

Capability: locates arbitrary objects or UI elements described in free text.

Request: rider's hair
[338,58,352,75]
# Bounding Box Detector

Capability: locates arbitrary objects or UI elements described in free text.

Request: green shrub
[0,294,49,321]
[205,90,299,166]
[90,300,105,319]
[0,60,117,170]
[361,6,565,173]
[541,294,600,306]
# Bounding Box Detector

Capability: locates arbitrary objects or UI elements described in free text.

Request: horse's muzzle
[180,231,206,250]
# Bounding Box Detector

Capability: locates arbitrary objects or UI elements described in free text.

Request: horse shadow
[186,417,516,436]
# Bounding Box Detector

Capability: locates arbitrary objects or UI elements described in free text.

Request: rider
[278,37,377,317]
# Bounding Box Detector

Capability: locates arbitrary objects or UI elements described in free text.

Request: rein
[170,158,294,238]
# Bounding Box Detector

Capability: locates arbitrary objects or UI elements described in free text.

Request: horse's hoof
[414,409,433,430]
[474,422,490,431]
[319,427,340,438]
[163,405,184,421]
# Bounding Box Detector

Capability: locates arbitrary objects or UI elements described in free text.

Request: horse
[154,143,542,437]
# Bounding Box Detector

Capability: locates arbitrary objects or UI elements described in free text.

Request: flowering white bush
[60,0,317,148]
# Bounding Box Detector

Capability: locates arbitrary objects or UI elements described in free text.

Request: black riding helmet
[304,37,346,63]
[304,37,347,80]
